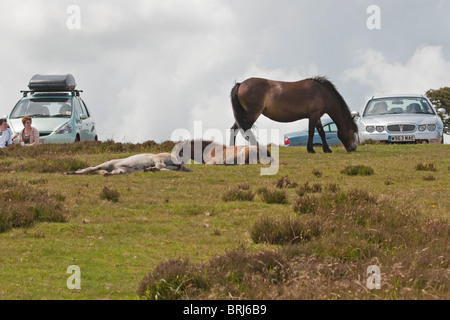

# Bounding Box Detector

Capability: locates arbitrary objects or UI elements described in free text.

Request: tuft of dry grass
[415,162,437,171]
[0,178,67,233]
[257,187,288,204]
[422,174,436,181]
[250,216,321,245]
[99,187,120,202]
[341,165,374,176]
[292,194,318,214]
[274,175,298,188]
[312,169,323,178]
[222,183,255,202]
[296,181,323,196]
[137,258,209,300]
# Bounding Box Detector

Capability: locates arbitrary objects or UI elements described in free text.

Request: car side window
[73,98,83,120]
[77,98,88,117]
[80,99,90,117]
[328,123,338,132]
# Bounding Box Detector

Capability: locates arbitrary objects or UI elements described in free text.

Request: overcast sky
[0,0,449,144]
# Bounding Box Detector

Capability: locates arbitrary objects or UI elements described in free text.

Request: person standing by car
[0,118,13,148]
[18,116,40,146]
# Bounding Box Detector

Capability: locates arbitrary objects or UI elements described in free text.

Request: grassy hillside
[0,141,449,299]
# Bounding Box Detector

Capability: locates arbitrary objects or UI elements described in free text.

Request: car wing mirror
[351,111,360,118]
[437,108,446,115]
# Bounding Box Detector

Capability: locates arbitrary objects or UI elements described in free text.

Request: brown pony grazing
[67,153,191,176]
[229,76,358,153]
[174,139,274,165]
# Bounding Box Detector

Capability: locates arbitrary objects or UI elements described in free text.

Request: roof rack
[21,89,83,97]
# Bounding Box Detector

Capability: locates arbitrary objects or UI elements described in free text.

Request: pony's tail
[230,82,250,131]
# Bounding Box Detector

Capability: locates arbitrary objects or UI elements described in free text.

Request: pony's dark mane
[190,139,218,150]
[309,76,358,132]
[179,139,222,162]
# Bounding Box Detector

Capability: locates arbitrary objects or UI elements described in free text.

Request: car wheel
[74,134,80,143]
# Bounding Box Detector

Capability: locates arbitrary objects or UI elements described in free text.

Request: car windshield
[9,97,72,119]
[363,97,435,117]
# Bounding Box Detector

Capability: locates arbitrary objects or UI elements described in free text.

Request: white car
[355,95,446,144]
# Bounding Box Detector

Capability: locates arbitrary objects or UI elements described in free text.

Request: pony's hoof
[324,149,332,153]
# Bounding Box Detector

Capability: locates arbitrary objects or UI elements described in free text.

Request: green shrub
[296,182,323,196]
[257,187,288,204]
[415,162,437,171]
[222,183,255,202]
[137,258,209,300]
[209,248,289,284]
[250,216,321,245]
[326,183,340,193]
[293,194,318,214]
[340,165,374,176]
[274,175,298,188]
[0,179,66,233]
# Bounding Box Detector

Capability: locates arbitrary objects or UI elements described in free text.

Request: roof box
[28,74,77,91]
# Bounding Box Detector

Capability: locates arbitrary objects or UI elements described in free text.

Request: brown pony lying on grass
[67,153,190,176]
[174,139,274,165]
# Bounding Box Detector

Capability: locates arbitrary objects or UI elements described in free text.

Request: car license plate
[389,135,415,142]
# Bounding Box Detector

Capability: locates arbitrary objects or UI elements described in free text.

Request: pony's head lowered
[311,77,358,152]
[338,120,358,152]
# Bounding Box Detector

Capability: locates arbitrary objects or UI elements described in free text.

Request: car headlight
[427,124,436,131]
[56,123,73,134]
[418,125,426,132]
[366,126,375,133]
[376,126,384,132]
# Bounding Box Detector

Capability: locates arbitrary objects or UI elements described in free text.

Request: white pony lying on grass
[67,152,191,176]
